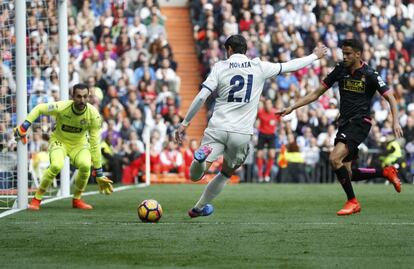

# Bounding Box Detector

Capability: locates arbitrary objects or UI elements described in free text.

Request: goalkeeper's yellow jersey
[26,100,103,168]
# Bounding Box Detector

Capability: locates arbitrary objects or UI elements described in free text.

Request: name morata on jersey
[201,54,284,135]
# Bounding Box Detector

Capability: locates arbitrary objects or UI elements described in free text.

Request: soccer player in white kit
[175,35,327,218]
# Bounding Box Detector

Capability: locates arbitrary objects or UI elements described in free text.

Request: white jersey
[202,54,282,134]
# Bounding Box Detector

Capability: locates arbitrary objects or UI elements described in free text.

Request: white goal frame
[7,0,152,212]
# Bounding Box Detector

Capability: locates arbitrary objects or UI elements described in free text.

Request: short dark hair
[341,39,363,53]
[224,35,247,54]
[72,83,89,95]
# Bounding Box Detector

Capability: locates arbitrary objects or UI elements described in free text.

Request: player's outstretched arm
[276,84,328,116]
[175,87,212,144]
[383,92,403,138]
[14,102,56,144]
[279,44,327,74]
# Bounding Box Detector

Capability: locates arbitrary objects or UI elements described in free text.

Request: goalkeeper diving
[14,83,113,210]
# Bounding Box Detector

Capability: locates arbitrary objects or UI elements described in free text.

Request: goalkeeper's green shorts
[48,137,90,166]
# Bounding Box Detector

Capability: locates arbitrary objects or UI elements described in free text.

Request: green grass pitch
[1,184,414,269]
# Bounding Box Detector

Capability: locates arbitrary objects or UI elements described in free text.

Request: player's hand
[96,176,114,195]
[94,168,114,195]
[13,125,28,145]
[393,122,403,139]
[174,123,186,144]
[275,106,294,117]
[313,44,328,59]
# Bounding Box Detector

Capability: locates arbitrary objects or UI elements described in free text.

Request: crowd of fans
[1,0,187,184]
[0,0,413,185]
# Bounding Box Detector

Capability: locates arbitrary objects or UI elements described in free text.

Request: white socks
[190,160,206,181]
[194,172,230,210]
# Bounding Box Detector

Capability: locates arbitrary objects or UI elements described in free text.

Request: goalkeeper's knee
[78,163,91,174]
[49,162,64,176]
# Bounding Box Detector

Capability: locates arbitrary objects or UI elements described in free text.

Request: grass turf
[0,184,413,269]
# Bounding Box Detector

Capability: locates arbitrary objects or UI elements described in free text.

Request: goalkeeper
[14,83,113,210]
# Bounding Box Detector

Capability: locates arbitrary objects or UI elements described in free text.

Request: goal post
[1,1,154,214]
[15,0,28,209]
[0,0,71,211]
[145,128,151,186]
[57,0,70,198]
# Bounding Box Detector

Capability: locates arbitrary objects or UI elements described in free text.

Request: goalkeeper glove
[94,168,114,195]
[13,120,31,145]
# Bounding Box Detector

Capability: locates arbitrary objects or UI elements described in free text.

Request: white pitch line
[110,222,414,226]
[184,222,414,225]
[0,208,25,218]
[0,183,148,219]
[6,221,414,226]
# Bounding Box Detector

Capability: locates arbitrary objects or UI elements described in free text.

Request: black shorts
[334,117,372,162]
[257,133,276,150]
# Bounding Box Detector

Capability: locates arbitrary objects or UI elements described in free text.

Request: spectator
[155,58,180,93]
[113,57,134,86]
[147,15,166,43]
[76,2,96,34]
[126,0,144,18]
[115,33,132,57]
[128,15,148,40]
[256,99,280,182]
[239,10,254,32]
[159,140,184,175]
[303,137,320,182]
[182,139,199,179]
[325,98,339,123]
[279,2,297,27]
[91,0,110,18]
[389,40,410,64]
[278,135,306,183]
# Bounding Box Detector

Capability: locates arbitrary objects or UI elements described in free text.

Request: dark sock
[335,166,355,200]
[220,170,232,179]
[351,168,383,181]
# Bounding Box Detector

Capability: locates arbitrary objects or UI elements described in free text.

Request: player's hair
[224,35,247,54]
[72,83,90,95]
[341,39,363,53]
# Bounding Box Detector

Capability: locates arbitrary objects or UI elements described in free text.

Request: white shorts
[200,128,251,169]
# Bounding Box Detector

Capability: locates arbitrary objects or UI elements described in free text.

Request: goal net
[0,0,60,210]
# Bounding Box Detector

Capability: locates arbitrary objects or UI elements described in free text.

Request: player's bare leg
[189,160,236,218]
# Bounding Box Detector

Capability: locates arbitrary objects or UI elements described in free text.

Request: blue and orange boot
[188,204,214,218]
[194,145,213,162]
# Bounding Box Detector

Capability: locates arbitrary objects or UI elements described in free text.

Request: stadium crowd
[0,0,413,185]
[1,0,184,184]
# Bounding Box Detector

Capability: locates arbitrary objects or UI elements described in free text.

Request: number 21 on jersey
[227,74,253,103]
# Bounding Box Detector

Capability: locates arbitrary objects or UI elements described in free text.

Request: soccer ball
[137,199,163,223]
